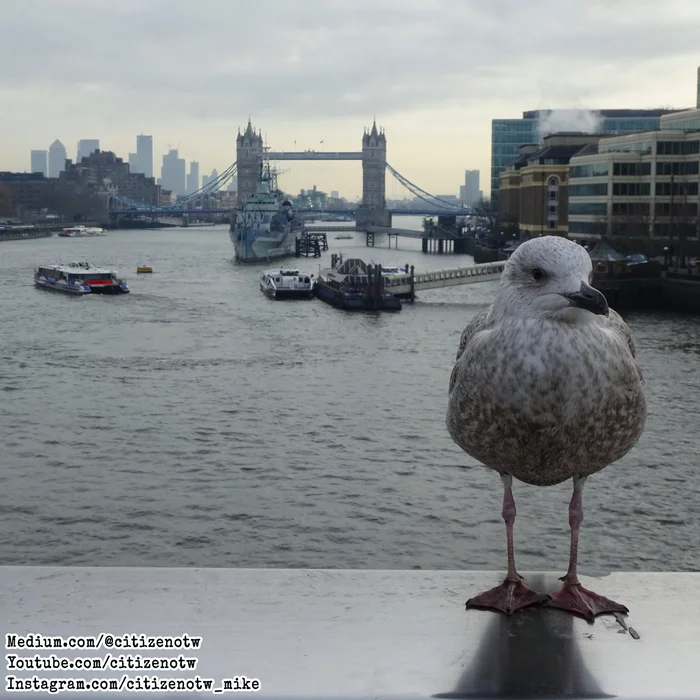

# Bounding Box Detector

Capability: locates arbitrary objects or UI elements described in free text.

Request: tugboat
[314,255,401,312]
[34,262,129,295]
[260,268,314,299]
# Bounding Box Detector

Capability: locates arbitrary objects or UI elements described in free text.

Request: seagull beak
[561,281,609,316]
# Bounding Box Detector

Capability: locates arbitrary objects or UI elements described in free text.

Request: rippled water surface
[1,222,699,573]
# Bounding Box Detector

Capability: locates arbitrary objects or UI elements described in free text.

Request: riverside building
[567,109,700,237]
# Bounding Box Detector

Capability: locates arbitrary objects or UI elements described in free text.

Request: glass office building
[491,109,685,201]
[567,108,700,237]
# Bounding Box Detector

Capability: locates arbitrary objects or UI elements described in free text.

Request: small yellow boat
[136,266,153,274]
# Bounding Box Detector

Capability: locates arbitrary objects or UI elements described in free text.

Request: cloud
[3,0,700,123]
[2,0,700,194]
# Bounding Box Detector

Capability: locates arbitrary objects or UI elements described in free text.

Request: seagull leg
[466,474,549,615]
[545,475,629,621]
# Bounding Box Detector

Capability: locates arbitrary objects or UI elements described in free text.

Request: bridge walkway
[383,260,505,296]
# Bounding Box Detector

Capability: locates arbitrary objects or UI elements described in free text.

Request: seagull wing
[606,308,644,382]
[449,306,492,394]
[455,306,492,361]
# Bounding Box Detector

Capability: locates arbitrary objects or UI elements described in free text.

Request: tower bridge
[236,119,389,227]
[108,120,472,224]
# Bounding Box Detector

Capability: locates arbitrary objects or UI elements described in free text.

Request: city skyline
[3,1,700,198]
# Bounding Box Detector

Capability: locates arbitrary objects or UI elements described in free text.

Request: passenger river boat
[260,268,315,299]
[34,261,129,295]
[57,225,106,237]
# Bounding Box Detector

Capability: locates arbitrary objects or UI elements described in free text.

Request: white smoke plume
[537,109,603,142]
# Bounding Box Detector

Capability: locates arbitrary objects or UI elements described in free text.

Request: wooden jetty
[365,215,471,254]
[295,232,328,258]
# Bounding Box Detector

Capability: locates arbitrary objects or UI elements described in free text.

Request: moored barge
[314,256,401,312]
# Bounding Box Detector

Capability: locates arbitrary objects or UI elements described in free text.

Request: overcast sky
[2,0,699,198]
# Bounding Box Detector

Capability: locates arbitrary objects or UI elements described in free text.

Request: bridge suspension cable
[109,157,470,216]
[112,162,238,212]
[385,163,468,212]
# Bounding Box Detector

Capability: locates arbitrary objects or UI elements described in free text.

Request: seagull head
[495,236,609,321]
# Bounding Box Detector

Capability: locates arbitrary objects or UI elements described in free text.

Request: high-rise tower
[77,139,100,163]
[236,119,264,206]
[460,169,481,206]
[357,120,390,227]
[187,161,200,194]
[136,135,153,178]
[48,139,67,178]
[30,150,48,176]
[161,149,186,196]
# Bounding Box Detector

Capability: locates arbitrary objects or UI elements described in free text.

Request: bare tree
[49,184,107,223]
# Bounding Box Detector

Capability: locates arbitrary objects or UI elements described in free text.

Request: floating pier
[314,255,401,311]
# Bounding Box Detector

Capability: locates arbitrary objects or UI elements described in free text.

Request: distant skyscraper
[136,135,153,178]
[48,139,67,178]
[128,153,139,172]
[331,190,339,199]
[187,161,200,194]
[202,169,221,190]
[77,139,100,163]
[161,149,186,196]
[460,169,480,206]
[227,174,237,193]
[30,150,48,176]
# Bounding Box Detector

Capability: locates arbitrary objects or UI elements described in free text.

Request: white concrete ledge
[0,568,697,699]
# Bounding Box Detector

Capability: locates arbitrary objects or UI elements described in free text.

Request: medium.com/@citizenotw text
[5,633,261,693]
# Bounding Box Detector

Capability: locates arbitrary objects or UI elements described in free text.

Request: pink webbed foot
[545,582,629,621]
[466,578,550,616]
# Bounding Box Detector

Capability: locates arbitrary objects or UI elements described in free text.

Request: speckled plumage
[446,236,646,487]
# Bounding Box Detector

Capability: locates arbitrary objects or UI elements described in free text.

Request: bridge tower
[236,119,264,207]
[356,120,391,228]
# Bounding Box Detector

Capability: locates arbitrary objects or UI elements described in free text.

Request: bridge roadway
[109,208,471,218]
[265,151,363,160]
[305,226,468,237]
[368,226,431,239]
[383,260,505,295]
[1,565,695,699]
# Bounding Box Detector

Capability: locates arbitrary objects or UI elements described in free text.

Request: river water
[1,219,699,574]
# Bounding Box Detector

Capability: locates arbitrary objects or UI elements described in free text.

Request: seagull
[446,236,646,620]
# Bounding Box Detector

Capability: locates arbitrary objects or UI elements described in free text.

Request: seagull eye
[532,268,544,281]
